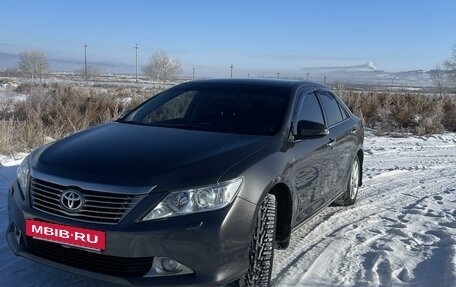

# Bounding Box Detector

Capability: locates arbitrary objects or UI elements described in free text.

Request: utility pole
[324,75,327,85]
[192,66,195,80]
[230,64,234,78]
[306,72,309,80]
[276,72,280,79]
[134,43,139,83]
[84,43,88,80]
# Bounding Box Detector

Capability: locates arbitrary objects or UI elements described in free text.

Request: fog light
[161,258,178,272]
[144,257,194,277]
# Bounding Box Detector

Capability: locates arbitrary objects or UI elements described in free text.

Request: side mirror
[295,120,329,139]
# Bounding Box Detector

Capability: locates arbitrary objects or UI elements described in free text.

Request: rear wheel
[335,156,360,206]
[234,194,277,287]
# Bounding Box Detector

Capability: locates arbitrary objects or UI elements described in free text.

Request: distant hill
[337,69,433,87]
[301,68,438,87]
[0,52,19,68]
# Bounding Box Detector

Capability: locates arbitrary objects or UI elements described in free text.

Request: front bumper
[6,180,257,287]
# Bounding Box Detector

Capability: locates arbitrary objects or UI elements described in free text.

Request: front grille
[25,237,153,276]
[30,178,146,224]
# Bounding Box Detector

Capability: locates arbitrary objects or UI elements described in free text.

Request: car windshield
[120,83,290,136]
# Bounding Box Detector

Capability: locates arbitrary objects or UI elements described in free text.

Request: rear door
[316,90,355,199]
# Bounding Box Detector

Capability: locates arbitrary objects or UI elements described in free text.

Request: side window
[297,92,325,125]
[317,91,344,126]
[330,92,349,120]
[340,106,349,120]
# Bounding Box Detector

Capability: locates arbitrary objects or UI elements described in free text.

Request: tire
[233,194,277,287]
[335,156,361,206]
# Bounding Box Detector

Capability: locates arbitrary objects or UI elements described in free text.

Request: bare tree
[430,64,447,96]
[18,50,49,81]
[143,50,182,85]
[444,45,456,84]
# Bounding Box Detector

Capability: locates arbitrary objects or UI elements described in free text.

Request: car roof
[178,78,328,90]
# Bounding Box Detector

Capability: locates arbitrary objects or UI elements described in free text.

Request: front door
[290,90,335,226]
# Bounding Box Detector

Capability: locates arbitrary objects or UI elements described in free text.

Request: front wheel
[335,156,360,206]
[235,194,277,287]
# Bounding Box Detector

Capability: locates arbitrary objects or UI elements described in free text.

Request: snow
[0,132,455,286]
[273,131,456,286]
[0,82,28,102]
[0,153,28,167]
[115,96,133,106]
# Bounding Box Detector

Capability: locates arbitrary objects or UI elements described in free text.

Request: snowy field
[0,131,455,286]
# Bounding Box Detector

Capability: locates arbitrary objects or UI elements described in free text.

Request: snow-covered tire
[335,156,361,206]
[234,194,277,287]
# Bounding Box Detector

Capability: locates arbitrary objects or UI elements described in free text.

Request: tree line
[12,49,182,85]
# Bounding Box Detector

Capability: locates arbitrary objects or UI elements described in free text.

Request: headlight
[17,156,30,199]
[142,177,243,221]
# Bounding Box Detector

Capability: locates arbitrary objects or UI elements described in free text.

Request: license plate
[26,219,106,251]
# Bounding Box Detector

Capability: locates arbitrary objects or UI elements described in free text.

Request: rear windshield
[121,84,290,136]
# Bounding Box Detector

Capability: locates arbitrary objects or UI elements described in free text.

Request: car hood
[32,122,269,193]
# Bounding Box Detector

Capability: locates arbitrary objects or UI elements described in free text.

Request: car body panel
[328,118,359,197]
[289,136,334,226]
[6,79,364,286]
[35,122,270,190]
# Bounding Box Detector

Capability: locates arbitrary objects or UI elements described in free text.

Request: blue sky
[1,0,455,76]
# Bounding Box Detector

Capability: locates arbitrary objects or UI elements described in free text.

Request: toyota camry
[7,79,364,286]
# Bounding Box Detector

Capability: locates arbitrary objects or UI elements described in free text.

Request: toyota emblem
[60,190,85,211]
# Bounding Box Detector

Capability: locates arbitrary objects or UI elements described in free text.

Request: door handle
[350,128,357,135]
[327,138,337,148]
